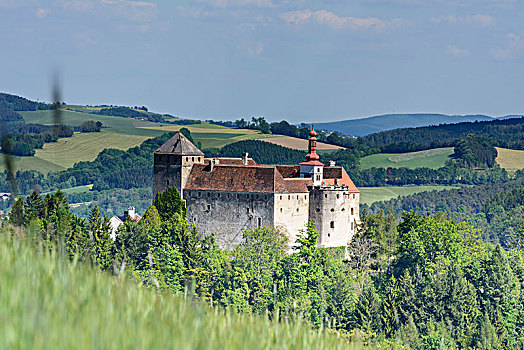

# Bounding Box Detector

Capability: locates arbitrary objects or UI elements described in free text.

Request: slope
[316,113,494,136]
[0,227,349,349]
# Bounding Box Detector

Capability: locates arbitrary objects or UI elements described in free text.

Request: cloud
[59,0,157,21]
[279,9,399,31]
[447,45,470,57]
[491,32,523,59]
[431,14,495,26]
[196,0,275,8]
[36,8,50,18]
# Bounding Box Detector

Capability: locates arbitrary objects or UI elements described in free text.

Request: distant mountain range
[315,114,524,136]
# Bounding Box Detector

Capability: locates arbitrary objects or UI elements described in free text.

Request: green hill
[0,227,350,349]
[316,113,495,136]
[360,147,454,170]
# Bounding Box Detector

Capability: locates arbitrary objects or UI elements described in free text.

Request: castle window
[207,205,211,211]
[256,195,259,199]
[186,157,188,162]
[305,195,307,199]
[337,194,340,199]
[325,194,328,198]
[280,208,283,213]
[351,208,354,215]
[192,157,194,162]
[257,217,261,227]
[316,208,320,212]
[328,233,330,237]
[247,208,250,213]
[237,194,240,199]
[342,208,345,212]
[207,192,210,197]
[227,193,230,198]
[353,194,355,199]
[198,192,201,197]
[166,180,169,185]
[217,193,220,198]
[280,195,282,200]
[194,217,197,222]
[296,208,299,213]
[330,221,335,229]
[351,222,354,230]
[330,208,334,212]
[288,195,290,200]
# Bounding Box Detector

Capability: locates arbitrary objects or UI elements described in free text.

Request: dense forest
[368,176,524,248]
[5,187,524,348]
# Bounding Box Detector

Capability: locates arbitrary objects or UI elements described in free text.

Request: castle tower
[300,128,324,186]
[153,133,204,200]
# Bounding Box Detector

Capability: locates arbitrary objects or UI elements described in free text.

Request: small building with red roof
[153,130,360,249]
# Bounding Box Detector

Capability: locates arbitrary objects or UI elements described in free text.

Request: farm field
[9,109,277,173]
[496,147,524,170]
[257,136,344,151]
[359,185,461,206]
[138,123,273,148]
[0,229,348,349]
[360,147,454,170]
[5,130,152,173]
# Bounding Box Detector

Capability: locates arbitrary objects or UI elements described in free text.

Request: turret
[300,128,324,186]
[153,132,204,200]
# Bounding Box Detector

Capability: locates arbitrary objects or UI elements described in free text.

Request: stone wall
[273,192,310,248]
[184,190,275,249]
[309,187,357,248]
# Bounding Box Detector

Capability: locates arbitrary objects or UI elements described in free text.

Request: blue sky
[1,0,523,123]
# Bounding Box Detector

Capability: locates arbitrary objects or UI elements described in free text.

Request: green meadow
[359,185,462,206]
[360,147,454,170]
[8,110,271,173]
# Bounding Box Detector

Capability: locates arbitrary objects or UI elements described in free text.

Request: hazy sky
[1,0,523,122]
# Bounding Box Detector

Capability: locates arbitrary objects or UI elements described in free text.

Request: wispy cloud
[431,14,495,26]
[447,44,470,57]
[279,9,401,31]
[491,32,523,59]
[59,0,157,21]
[196,0,275,8]
[36,8,50,18]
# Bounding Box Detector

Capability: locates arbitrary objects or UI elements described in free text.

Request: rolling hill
[315,113,497,136]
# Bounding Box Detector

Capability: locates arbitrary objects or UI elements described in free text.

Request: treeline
[6,188,524,348]
[368,176,524,248]
[94,107,165,123]
[452,133,498,168]
[362,116,524,152]
[205,139,306,165]
[1,124,75,156]
[0,92,52,112]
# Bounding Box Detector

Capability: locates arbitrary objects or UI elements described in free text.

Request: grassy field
[360,147,454,170]
[496,147,524,170]
[0,227,352,349]
[138,123,273,149]
[359,185,461,206]
[257,136,344,151]
[6,110,276,173]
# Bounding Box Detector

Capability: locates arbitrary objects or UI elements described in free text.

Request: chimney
[127,206,135,219]
[242,152,249,165]
[209,158,219,172]
[329,160,336,166]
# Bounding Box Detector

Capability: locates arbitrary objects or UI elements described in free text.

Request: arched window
[351,208,354,215]
[330,221,335,229]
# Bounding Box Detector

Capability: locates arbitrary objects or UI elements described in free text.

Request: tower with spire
[299,127,324,186]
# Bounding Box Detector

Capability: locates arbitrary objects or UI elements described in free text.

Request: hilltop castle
[153,129,360,249]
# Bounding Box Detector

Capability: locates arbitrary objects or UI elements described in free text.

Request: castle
[153,129,360,249]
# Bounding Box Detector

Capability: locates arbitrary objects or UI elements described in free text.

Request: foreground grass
[360,148,454,170]
[359,185,461,206]
[0,227,353,349]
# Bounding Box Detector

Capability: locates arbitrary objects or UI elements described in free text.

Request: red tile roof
[185,158,357,193]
